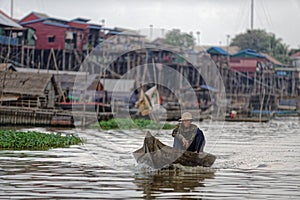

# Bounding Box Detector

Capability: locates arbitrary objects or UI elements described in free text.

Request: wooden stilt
[62,49,66,71]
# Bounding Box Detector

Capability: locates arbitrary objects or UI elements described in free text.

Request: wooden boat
[133,132,216,169]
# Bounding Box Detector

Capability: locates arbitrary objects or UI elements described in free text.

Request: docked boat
[224,116,271,122]
[133,132,216,169]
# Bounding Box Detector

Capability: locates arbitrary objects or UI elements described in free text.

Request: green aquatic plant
[0,130,83,150]
[92,118,176,130]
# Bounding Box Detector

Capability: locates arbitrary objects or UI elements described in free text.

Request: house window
[48,35,55,43]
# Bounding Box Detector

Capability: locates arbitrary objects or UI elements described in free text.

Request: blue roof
[107,31,143,37]
[20,17,69,28]
[20,18,44,25]
[232,49,265,58]
[43,20,69,28]
[108,30,122,35]
[88,25,102,30]
[207,46,229,56]
[71,18,90,23]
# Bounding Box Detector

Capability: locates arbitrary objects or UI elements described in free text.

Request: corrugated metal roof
[88,25,102,30]
[20,17,69,28]
[260,53,284,66]
[232,49,265,58]
[101,79,135,92]
[71,18,90,23]
[195,45,240,54]
[0,11,22,28]
[19,18,44,25]
[43,20,69,28]
[14,67,87,76]
[207,46,229,56]
[32,12,49,19]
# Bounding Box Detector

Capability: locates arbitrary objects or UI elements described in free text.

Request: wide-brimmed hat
[179,112,193,121]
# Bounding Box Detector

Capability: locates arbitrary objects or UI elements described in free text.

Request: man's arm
[172,124,189,148]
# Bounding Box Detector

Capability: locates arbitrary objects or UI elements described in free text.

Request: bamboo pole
[4,31,11,63]
[62,49,66,71]
[259,88,265,123]
[296,96,300,112]
[127,52,130,74]
[51,48,59,71]
[21,45,24,66]
[26,47,30,67]
[68,51,72,70]
[32,48,35,68]
[46,49,51,72]
[152,58,157,84]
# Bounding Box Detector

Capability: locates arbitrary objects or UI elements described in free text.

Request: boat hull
[133,132,216,169]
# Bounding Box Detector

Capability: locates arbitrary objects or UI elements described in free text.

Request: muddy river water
[1,117,300,199]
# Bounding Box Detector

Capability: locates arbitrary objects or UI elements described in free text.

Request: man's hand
[182,137,189,148]
[171,123,180,137]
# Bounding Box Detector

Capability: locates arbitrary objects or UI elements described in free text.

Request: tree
[230,29,290,64]
[231,29,270,52]
[289,47,300,56]
[164,29,195,49]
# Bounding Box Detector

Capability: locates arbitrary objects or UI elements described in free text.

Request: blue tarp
[232,49,265,58]
[207,46,229,56]
[0,35,19,46]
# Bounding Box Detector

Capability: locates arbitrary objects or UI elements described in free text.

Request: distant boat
[133,132,216,169]
[224,116,270,123]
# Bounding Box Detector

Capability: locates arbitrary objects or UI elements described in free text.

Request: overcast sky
[1,0,300,48]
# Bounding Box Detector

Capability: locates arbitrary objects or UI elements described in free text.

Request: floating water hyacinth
[92,118,176,130]
[0,130,83,150]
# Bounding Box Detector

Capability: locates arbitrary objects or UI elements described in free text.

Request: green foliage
[164,29,195,49]
[289,48,300,56]
[231,29,270,52]
[0,130,83,150]
[96,118,176,130]
[231,29,290,64]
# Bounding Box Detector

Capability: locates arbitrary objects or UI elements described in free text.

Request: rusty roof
[0,71,54,96]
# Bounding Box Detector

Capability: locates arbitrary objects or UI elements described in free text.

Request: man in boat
[172,112,205,153]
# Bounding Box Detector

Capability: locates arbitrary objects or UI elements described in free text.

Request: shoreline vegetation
[0,130,83,150]
[91,118,176,130]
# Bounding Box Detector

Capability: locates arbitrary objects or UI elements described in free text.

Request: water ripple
[0,117,300,199]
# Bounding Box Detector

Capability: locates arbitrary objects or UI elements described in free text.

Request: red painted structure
[230,58,263,73]
[229,49,269,74]
[19,12,101,51]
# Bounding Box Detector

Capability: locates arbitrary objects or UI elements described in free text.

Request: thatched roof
[0,71,54,96]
